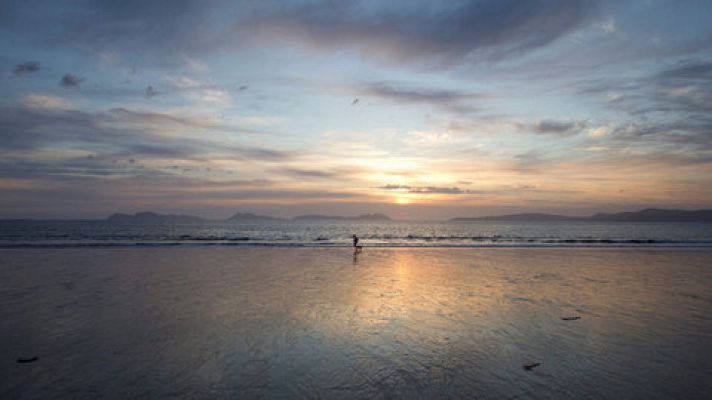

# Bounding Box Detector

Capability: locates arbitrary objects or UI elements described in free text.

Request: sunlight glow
[395,195,411,205]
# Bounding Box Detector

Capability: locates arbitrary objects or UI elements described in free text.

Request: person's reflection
[353,247,362,264]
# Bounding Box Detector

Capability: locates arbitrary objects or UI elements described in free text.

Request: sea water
[1,220,711,247]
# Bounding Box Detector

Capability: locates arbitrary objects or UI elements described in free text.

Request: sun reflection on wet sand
[1,248,711,399]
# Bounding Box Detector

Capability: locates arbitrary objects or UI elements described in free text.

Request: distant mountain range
[452,213,579,222]
[27,208,712,224]
[451,208,712,222]
[104,212,391,223]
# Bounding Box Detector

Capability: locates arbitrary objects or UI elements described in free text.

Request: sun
[395,195,411,205]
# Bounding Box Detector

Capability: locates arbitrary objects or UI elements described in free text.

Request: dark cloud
[276,168,342,180]
[363,83,479,104]
[358,82,482,114]
[44,0,219,64]
[531,120,587,136]
[239,147,294,161]
[657,60,712,82]
[581,60,712,114]
[648,60,712,115]
[0,104,294,162]
[60,73,84,88]
[242,0,600,66]
[578,59,712,155]
[608,120,712,152]
[448,116,587,138]
[184,188,357,201]
[103,108,258,133]
[2,1,599,68]
[0,101,311,217]
[145,85,158,98]
[13,61,40,76]
[0,158,141,179]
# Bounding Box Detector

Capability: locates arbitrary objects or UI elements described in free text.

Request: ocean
[1,219,712,247]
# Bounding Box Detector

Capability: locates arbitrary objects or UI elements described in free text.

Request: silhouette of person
[352,234,359,248]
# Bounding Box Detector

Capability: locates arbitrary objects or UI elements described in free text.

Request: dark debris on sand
[523,362,541,370]
[561,316,582,321]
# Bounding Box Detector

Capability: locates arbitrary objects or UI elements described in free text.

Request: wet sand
[1,248,711,399]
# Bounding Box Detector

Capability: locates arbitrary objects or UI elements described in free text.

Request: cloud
[145,85,158,98]
[13,61,40,76]
[510,150,551,173]
[0,100,323,218]
[605,92,624,102]
[448,116,587,138]
[167,76,201,89]
[60,73,84,88]
[600,18,616,35]
[588,125,613,138]
[0,103,294,163]
[531,120,587,136]
[375,183,578,197]
[581,60,712,115]
[241,0,600,66]
[377,184,469,194]
[575,59,712,159]
[407,130,456,146]
[184,56,209,72]
[646,60,712,115]
[363,83,479,105]
[0,168,363,218]
[609,121,712,151]
[356,82,482,114]
[657,60,712,82]
[22,94,73,110]
[275,168,343,180]
[3,0,600,68]
[165,76,232,107]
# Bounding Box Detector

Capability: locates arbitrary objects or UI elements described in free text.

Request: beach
[1,248,711,399]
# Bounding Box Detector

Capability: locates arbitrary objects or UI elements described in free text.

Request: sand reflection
[2,248,711,399]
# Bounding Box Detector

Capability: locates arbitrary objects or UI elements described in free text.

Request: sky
[1,0,711,220]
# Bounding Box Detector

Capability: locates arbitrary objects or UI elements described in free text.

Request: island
[452,213,584,222]
[451,208,712,222]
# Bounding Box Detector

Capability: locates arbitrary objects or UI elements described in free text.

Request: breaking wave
[1,220,711,248]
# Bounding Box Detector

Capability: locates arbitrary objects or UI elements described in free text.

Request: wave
[1,222,711,248]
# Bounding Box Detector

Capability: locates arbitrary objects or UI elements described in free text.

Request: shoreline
[2,242,712,249]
